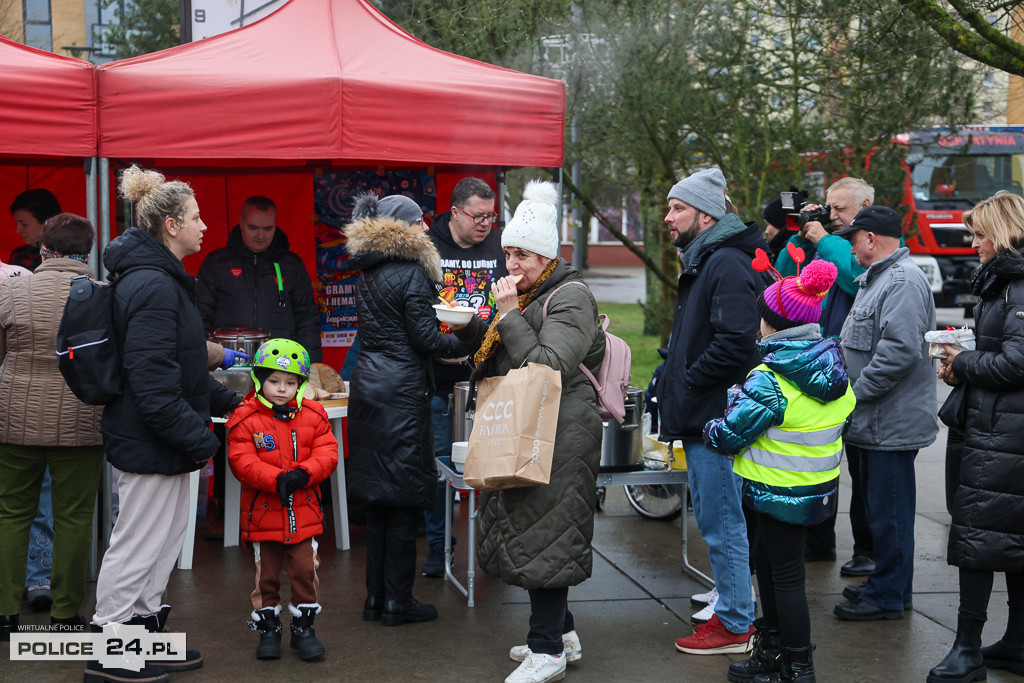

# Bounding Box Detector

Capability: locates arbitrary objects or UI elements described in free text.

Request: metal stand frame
[437,460,711,607]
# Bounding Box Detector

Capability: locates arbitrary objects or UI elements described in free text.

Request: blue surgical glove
[221,348,250,370]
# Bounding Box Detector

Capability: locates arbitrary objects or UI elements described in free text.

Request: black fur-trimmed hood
[344,216,442,282]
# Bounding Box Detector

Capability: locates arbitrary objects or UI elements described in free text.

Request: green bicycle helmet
[251,338,312,409]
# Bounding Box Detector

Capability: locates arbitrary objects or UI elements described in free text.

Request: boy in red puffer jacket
[227,339,338,662]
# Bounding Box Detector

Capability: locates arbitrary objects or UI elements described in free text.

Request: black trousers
[959,567,1024,641]
[807,445,873,558]
[527,587,575,656]
[364,505,421,603]
[753,510,810,649]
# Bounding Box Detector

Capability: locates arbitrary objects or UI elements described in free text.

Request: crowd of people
[1,162,1022,683]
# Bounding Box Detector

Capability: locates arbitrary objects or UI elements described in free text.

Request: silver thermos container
[452,381,475,442]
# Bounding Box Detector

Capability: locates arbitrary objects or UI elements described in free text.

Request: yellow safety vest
[733,364,856,488]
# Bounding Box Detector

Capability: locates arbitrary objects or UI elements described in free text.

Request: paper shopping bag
[463,362,561,490]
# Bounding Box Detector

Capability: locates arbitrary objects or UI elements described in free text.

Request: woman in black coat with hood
[344,193,462,627]
[88,166,239,683]
[931,191,1024,683]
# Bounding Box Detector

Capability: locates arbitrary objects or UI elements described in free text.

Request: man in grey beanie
[659,168,769,655]
[667,168,728,222]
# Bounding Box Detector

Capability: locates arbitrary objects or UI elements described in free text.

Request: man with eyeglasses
[421,177,507,578]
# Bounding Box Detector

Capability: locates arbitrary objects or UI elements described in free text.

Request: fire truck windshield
[911,153,1024,207]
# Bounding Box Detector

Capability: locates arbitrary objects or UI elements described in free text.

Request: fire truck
[899,126,1024,311]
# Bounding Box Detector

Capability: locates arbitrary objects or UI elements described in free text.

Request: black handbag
[938,383,968,429]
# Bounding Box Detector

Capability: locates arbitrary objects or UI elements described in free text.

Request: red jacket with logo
[227,392,338,544]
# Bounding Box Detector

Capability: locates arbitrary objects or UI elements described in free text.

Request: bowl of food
[433,303,475,325]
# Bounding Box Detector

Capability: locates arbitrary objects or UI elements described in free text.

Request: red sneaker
[675,614,754,655]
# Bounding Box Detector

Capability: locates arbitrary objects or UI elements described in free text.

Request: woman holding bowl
[930,190,1024,682]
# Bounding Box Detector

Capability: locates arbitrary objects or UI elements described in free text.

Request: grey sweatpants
[92,471,191,625]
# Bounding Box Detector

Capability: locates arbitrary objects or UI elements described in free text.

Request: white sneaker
[690,585,716,607]
[509,630,582,663]
[691,587,719,624]
[505,652,566,683]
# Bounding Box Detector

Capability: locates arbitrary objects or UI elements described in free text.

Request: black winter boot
[728,619,782,682]
[981,638,1024,674]
[249,606,283,659]
[127,605,203,671]
[753,644,815,683]
[1,614,19,642]
[927,616,987,683]
[381,598,438,626]
[289,603,326,660]
[84,622,169,683]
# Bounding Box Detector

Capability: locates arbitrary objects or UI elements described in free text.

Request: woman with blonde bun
[87,166,240,683]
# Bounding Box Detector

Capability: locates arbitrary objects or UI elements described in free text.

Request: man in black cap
[831,205,938,622]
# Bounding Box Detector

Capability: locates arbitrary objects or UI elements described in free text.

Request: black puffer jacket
[948,249,1024,571]
[196,226,322,362]
[344,217,461,509]
[101,227,240,475]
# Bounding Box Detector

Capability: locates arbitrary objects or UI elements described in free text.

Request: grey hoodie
[840,247,938,450]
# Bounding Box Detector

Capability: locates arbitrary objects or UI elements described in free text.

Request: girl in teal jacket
[705,253,855,683]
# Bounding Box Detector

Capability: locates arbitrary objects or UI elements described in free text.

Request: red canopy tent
[94,0,566,369]
[96,0,565,166]
[0,35,97,262]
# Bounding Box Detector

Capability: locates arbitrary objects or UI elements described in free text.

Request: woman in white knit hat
[448,181,606,683]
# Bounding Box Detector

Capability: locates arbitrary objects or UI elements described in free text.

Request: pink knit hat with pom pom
[756,258,838,330]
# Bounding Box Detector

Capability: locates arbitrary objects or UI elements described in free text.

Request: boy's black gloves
[276,469,310,506]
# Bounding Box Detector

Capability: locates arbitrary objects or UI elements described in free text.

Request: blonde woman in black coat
[930,191,1024,683]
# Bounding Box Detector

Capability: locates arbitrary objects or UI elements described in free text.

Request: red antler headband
[751,244,806,321]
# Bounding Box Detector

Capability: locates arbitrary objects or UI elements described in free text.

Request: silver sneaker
[509,630,582,663]
[505,652,566,683]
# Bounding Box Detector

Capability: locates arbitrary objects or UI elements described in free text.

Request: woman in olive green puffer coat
[452,180,605,682]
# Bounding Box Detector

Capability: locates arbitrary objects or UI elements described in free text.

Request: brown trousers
[250,537,319,608]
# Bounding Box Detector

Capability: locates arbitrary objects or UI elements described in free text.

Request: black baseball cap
[833,205,902,239]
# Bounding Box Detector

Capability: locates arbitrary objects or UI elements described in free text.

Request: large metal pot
[600,387,646,472]
[452,381,475,443]
[208,327,269,367]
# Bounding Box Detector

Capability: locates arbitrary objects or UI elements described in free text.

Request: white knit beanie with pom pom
[501,180,561,259]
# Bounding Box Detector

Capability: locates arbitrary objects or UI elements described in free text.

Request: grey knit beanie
[667,168,728,220]
[350,192,423,225]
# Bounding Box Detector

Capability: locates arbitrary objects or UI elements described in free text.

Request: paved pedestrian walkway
[6,379,1023,682]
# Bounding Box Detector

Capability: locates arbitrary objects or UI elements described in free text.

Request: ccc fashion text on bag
[463,362,561,490]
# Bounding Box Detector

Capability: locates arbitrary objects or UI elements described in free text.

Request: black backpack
[56,269,153,405]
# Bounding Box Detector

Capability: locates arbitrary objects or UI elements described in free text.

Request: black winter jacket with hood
[101,227,240,475]
[196,225,322,362]
[344,216,461,509]
[659,214,772,441]
[948,248,1024,572]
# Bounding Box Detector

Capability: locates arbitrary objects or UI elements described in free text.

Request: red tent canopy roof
[0,35,96,158]
[96,0,566,167]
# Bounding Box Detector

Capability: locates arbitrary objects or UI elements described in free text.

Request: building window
[23,0,53,51]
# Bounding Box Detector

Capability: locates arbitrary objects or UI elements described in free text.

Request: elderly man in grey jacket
[830,205,938,622]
